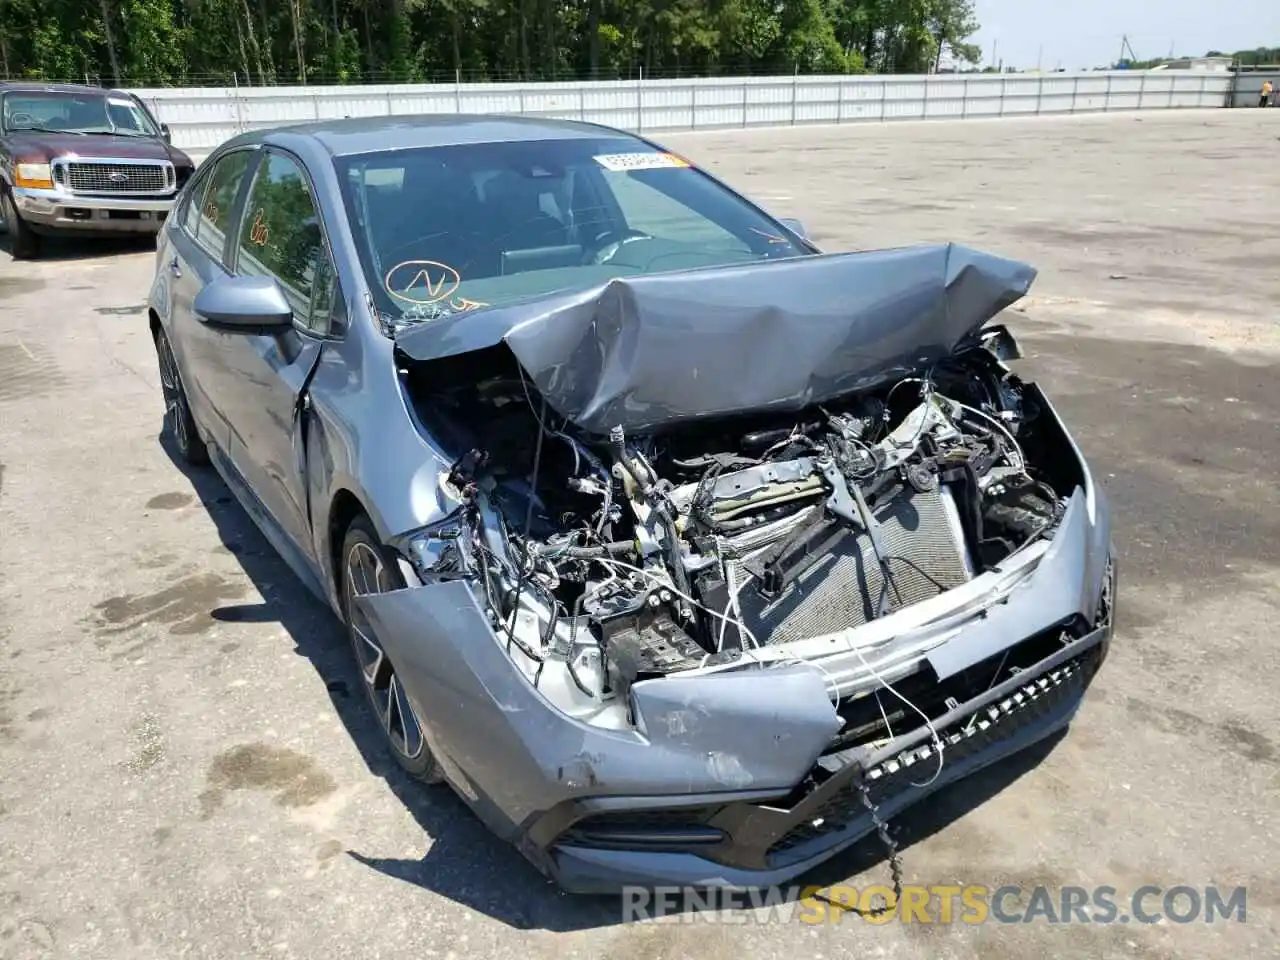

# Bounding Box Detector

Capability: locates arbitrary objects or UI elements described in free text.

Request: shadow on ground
[157,428,1067,932]
[0,228,155,263]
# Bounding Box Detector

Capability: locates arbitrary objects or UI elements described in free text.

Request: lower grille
[560,806,724,847]
[733,486,972,644]
[64,162,169,194]
[768,651,1094,856]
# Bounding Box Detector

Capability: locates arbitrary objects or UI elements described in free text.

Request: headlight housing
[15,161,54,189]
[400,513,473,584]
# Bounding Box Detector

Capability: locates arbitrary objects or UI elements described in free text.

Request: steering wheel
[8,112,38,127]
[587,228,652,264]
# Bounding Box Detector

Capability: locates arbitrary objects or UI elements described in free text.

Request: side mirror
[193,275,293,334]
[160,123,172,144]
[778,217,809,240]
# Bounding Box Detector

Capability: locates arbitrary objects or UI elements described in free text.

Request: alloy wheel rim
[345,541,425,761]
[156,334,190,453]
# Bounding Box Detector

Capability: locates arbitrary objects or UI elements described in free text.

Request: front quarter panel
[355,581,841,839]
[303,291,457,612]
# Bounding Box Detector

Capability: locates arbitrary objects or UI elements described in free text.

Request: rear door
[166,147,259,448]
[211,148,340,560]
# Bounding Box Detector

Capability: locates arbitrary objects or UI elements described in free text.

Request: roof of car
[251,114,638,157]
[0,81,129,97]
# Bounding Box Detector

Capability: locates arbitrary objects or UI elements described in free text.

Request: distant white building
[1153,57,1233,72]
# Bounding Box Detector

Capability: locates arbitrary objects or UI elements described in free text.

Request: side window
[236,152,335,336]
[195,151,253,260]
[181,168,212,236]
[105,97,150,134]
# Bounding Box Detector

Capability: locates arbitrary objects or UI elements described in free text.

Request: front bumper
[541,619,1109,892]
[357,514,1115,894]
[12,185,175,234]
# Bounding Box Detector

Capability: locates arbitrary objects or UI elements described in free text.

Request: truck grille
[64,162,169,194]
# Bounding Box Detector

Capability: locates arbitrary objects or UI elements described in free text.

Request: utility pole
[98,0,122,86]
[1036,44,1043,72]
[1117,34,1138,67]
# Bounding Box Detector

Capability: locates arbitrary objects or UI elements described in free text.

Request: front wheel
[0,188,41,260]
[341,516,443,783]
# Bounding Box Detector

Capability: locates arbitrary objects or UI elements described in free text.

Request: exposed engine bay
[400,325,1082,735]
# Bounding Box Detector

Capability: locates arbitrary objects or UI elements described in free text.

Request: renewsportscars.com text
[621,884,1248,925]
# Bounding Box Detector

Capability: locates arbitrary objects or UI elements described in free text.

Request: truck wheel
[0,188,42,260]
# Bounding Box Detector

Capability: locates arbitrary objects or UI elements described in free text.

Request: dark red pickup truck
[0,82,196,259]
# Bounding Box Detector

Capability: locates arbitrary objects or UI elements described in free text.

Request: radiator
[728,486,973,646]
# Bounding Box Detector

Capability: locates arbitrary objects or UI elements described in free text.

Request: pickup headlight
[15,162,54,189]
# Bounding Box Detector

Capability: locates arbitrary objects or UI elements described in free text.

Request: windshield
[1,91,158,137]
[336,137,810,324]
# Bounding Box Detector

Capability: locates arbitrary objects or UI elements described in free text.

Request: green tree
[927,0,979,71]
[0,0,985,83]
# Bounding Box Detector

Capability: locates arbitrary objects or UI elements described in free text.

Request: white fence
[130,70,1233,152]
[1229,70,1280,107]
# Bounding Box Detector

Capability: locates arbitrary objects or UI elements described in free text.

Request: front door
[212,148,339,562]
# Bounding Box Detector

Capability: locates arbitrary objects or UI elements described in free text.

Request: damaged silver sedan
[148,116,1115,894]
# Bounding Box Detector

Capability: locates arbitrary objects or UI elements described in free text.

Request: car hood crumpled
[394,242,1037,434]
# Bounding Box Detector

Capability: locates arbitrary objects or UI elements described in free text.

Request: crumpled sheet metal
[395,242,1037,434]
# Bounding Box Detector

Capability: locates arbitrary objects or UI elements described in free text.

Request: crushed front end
[358,247,1116,892]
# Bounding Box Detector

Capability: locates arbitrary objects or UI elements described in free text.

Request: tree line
[1119,47,1280,70]
[0,0,983,87]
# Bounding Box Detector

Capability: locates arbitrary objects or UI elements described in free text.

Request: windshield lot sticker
[385,260,462,304]
[593,152,690,172]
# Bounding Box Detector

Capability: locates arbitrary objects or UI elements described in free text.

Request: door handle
[170,256,181,278]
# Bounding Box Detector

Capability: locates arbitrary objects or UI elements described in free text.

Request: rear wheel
[341,515,443,783]
[0,187,41,260]
[154,326,208,466]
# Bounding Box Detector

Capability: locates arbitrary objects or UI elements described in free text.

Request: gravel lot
[1,108,1277,959]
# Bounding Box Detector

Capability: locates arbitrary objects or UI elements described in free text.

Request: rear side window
[235,151,336,336]
[195,151,253,260]
[180,168,211,236]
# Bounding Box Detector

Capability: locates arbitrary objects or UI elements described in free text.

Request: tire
[153,326,209,466]
[0,187,41,260]
[341,515,443,784]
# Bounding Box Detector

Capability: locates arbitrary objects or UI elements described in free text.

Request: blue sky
[971,0,1278,70]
